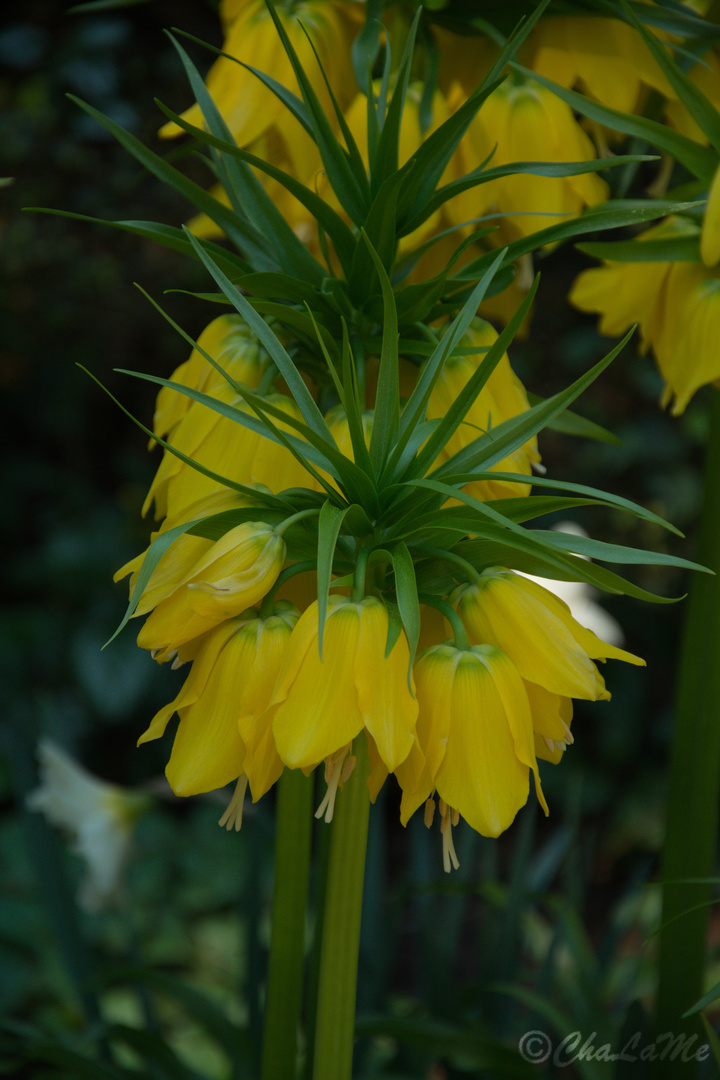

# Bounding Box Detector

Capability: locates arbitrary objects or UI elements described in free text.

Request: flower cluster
[98,1,707,868]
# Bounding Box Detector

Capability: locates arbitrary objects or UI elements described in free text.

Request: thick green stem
[312,736,371,1080]
[656,391,720,1062]
[261,767,314,1080]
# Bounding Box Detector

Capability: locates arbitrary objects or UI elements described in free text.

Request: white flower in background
[521,522,625,646]
[27,739,150,912]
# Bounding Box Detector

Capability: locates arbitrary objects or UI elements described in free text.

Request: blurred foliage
[2,1,719,1077]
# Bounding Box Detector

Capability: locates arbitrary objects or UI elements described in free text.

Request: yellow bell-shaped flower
[570,217,720,414]
[152,314,270,443]
[452,568,644,701]
[115,490,255,620]
[530,16,673,114]
[136,521,285,655]
[396,643,547,847]
[159,0,352,149]
[264,594,419,774]
[138,601,299,800]
[448,76,608,242]
[144,386,317,521]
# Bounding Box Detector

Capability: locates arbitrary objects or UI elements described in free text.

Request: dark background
[0,0,713,1073]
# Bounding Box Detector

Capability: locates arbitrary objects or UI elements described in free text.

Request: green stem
[275,508,321,538]
[419,547,481,584]
[656,390,720,1061]
[419,592,470,651]
[312,736,371,1080]
[352,546,370,602]
[261,768,314,1080]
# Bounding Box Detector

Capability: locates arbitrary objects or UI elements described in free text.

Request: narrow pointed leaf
[512,65,718,183]
[153,101,356,269]
[620,0,720,155]
[66,96,278,267]
[391,541,420,681]
[407,275,539,481]
[164,35,327,285]
[26,209,249,276]
[317,501,351,658]
[363,231,401,471]
[181,227,334,443]
[263,2,369,223]
[404,154,658,235]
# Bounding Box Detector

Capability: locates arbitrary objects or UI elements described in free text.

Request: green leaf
[512,64,718,183]
[263,2,369,224]
[20,1045,130,1080]
[387,248,507,481]
[347,166,409,303]
[435,330,635,481]
[526,395,622,444]
[317,501,351,658]
[25,209,249,277]
[181,228,335,444]
[101,963,254,1075]
[390,542,420,680]
[164,35,327,285]
[536,527,709,573]
[406,274,539,482]
[151,108,356,270]
[354,1016,538,1078]
[364,231,401,472]
[404,478,679,603]
[576,235,701,262]
[66,96,278,268]
[404,154,658,236]
[454,200,706,282]
[351,0,383,89]
[339,325,375,479]
[369,10,420,196]
[108,1024,201,1080]
[441,470,682,534]
[620,0,720,156]
[395,74,506,230]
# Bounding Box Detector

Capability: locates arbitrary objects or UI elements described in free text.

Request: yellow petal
[433,648,533,838]
[269,598,365,768]
[353,599,418,773]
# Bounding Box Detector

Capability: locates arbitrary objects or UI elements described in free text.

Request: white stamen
[315,745,351,824]
[218,775,248,832]
[561,720,574,745]
[439,801,460,873]
[544,736,556,753]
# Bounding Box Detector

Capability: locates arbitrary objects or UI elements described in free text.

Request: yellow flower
[159,0,353,148]
[135,521,286,656]
[138,602,299,810]
[144,386,317,521]
[664,48,720,145]
[395,644,547,863]
[570,217,720,414]
[264,594,419,774]
[152,314,270,443]
[115,489,254,621]
[452,568,644,701]
[701,163,720,268]
[448,76,608,242]
[426,318,540,500]
[529,16,673,114]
